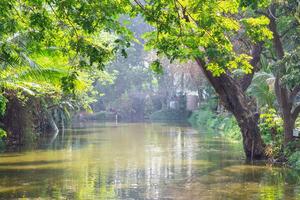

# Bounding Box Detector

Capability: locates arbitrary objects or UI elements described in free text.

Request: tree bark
[195,58,265,159]
[275,76,299,144]
[268,5,299,144]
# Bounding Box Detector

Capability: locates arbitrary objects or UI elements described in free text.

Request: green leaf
[150,60,163,74]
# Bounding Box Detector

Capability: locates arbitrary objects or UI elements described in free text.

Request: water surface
[0,122,299,199]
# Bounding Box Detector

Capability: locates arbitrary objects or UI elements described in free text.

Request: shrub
[0,128,6,138]
[150,109,191,121]
[288,151,300,170]
[259,108,284,158]
[189,108,215,127]
[0,128,6,151]
[219,116,241,140]
[84,111,116,121]
[0,94,7,117]
[189,108,241,141]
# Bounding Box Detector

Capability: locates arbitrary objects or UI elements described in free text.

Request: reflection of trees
[0,123,299,199]
[165,159,300,199]
[111,124,201,199]
[73,163,116,200]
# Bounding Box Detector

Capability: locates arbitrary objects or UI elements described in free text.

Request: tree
[0,0,135,139]
[0,0,133,80]
[261,1,300,145]
[92,16,156,119]
[132,0,273,159]
[0,0,134,142]
[0,50,111,145]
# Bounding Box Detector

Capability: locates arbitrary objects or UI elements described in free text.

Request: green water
[0,122,299,199]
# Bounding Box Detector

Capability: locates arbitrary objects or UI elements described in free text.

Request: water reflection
[0,123,299,199]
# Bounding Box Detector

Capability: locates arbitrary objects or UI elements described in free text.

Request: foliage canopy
[136,0,273,76]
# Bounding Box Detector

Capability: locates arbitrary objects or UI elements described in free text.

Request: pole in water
[251,140,254,162]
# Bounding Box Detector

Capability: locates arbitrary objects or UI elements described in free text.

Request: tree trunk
[236,109,265,159]
[275,76,293,144]
[268,6,297,145]
[283,115,295,144]
[274,76,300,144]
[195,58,265,159]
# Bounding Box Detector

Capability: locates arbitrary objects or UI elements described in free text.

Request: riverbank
[189,109,300,170]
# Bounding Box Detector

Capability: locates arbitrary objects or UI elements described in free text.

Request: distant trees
[93,17,203,120]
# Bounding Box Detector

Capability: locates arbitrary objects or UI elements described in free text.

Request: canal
[0,123,299,199]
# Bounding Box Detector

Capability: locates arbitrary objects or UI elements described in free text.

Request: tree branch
[268,5,285,59]
[240,42,264,91]
[274,75,282,108]
[290,85,300,103]
[133,0,145,10]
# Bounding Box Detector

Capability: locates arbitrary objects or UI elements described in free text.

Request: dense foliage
[189,108,241,140]
[0,0,134,146]
[136,0,272,74]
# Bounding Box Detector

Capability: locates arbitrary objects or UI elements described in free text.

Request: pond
[0,122,299,199]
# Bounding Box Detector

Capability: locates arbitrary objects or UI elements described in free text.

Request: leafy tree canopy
[1,0,275,78]
[0,50,113,111]
[0,0,134,71]
[134,0,273,76]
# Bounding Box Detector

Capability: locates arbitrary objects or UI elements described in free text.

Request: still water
[0,122,299,199]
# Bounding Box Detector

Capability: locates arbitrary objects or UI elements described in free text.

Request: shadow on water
[0,168,69,199]
[0,154,24,158]
[0,159,70,167]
